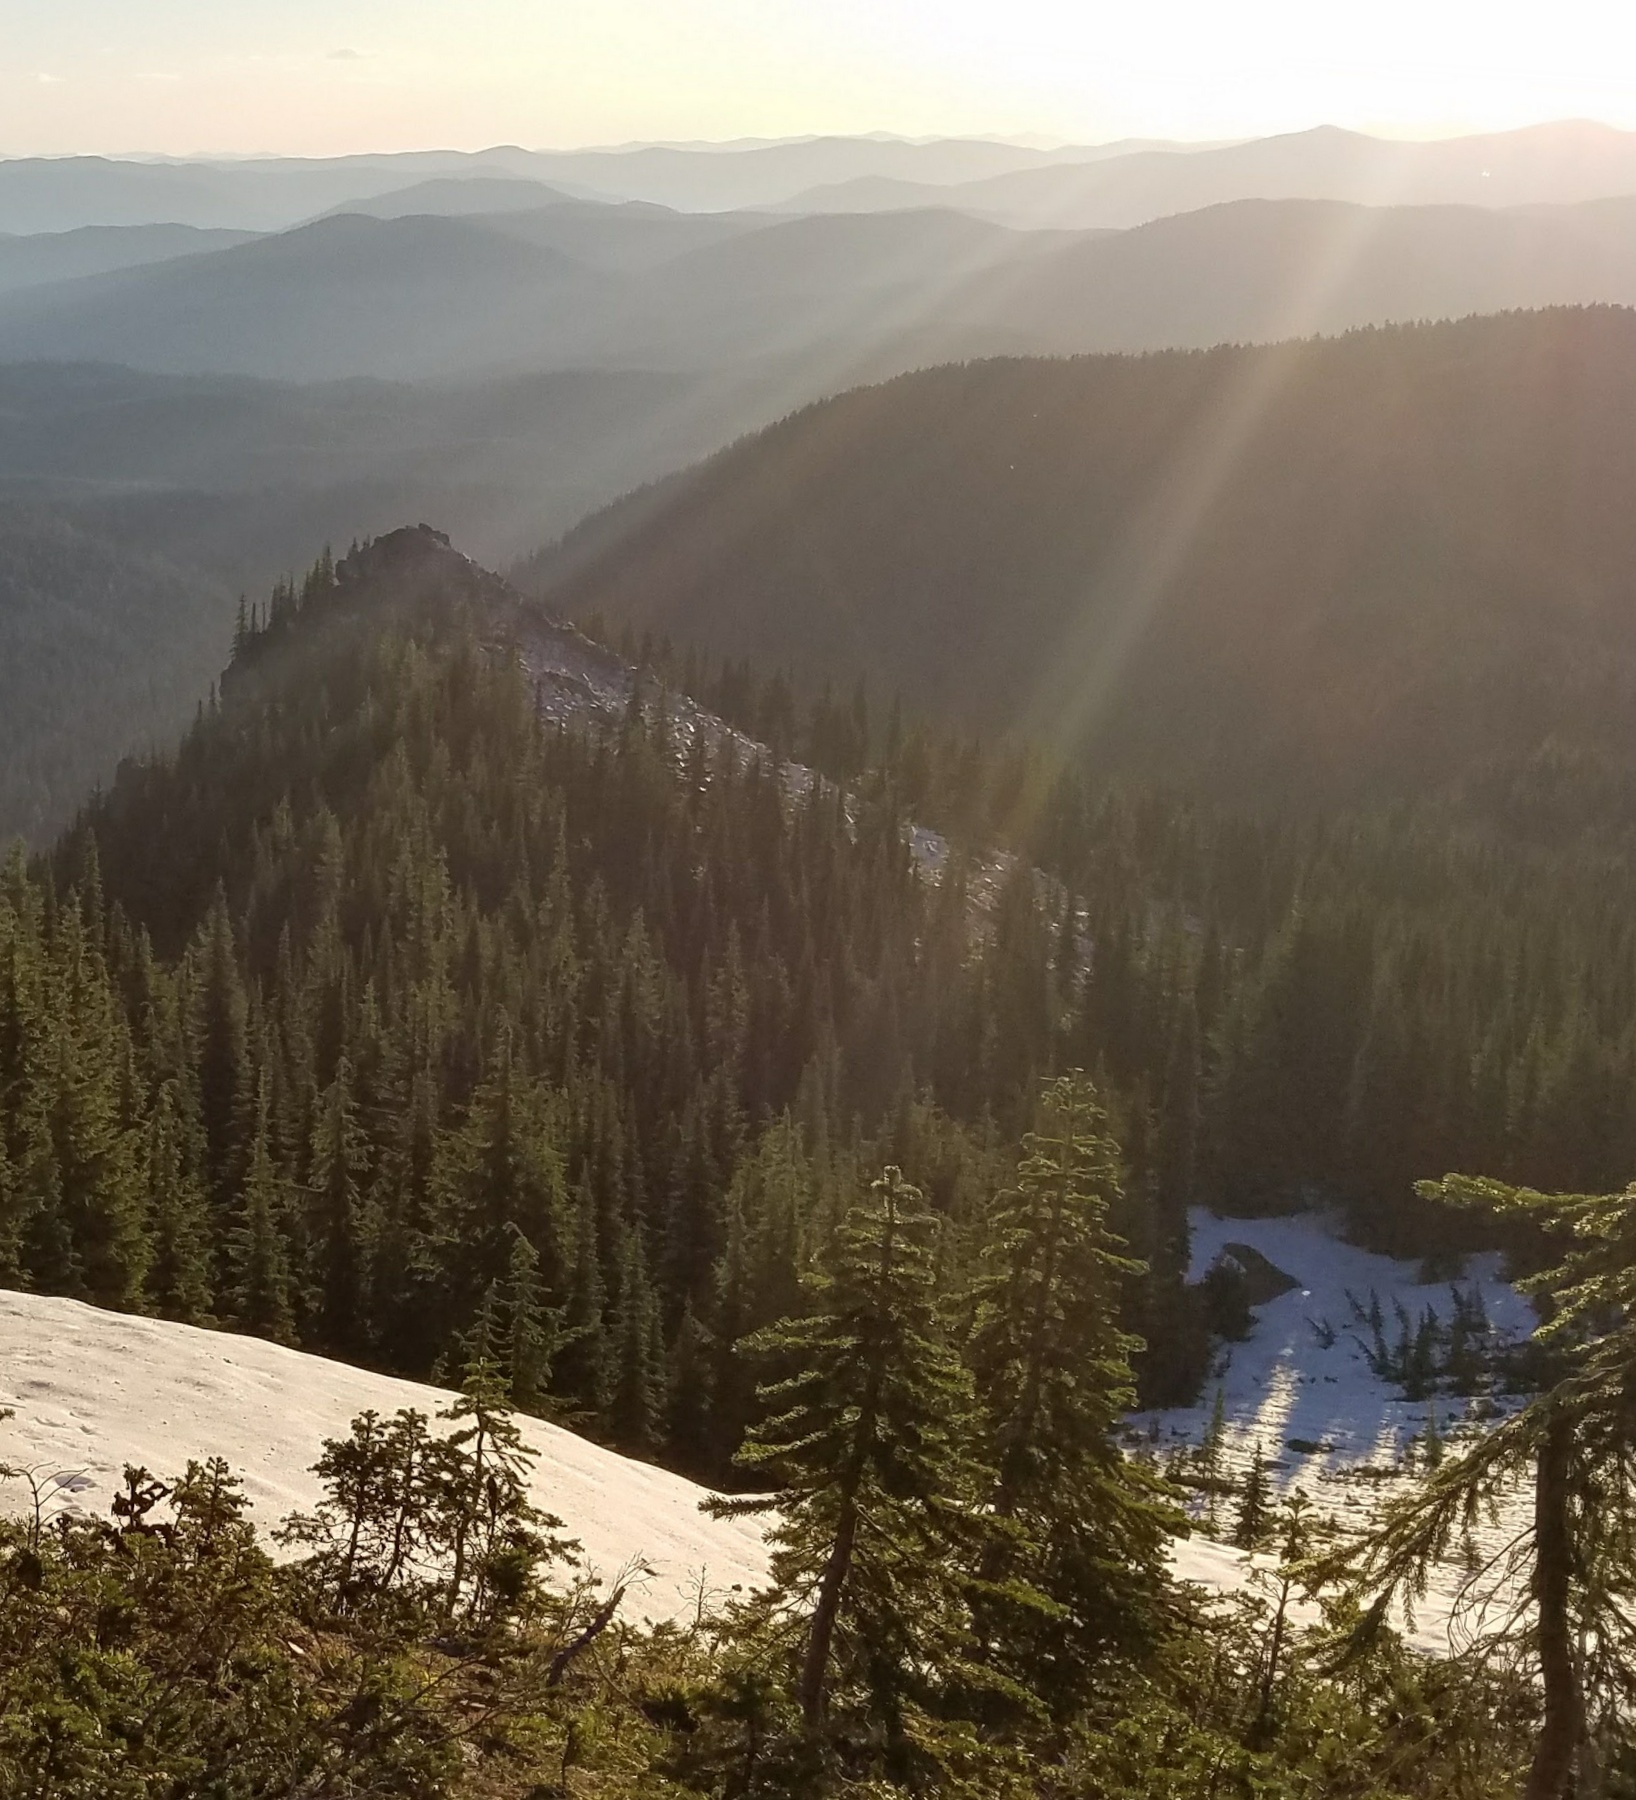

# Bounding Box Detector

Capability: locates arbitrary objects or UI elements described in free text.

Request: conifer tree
[308,1053,370,1354]
[1200,1385,1228,1534]
[610,1228,660,1455]
[435,1033,567,1328]
[556,1181,611,1422]
[228,1077,295,1343]
[43,912,148,1307]
[143,1083,213,1322]
[1234,1441,1272,1549]
[192,892,250,1216]
[710,1166,983,1738]
[663,1300,714,1476]
[1332,1173,1636,1800]
[503,1226,557,1414]
[966,1072,1177,1706]
[1155,992,1200,1255]
[431,1356,574,1625]
[0,1130,15,1289]
[1248,1489,1312,1749]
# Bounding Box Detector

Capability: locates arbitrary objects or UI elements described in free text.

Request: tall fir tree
[711,1166,984,1741]
[228,1076,295,1344]
[966,1072,1178,1709]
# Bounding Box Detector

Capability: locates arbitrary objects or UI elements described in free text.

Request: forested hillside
[7,530,1636,1794]
[529,306,1636,821]
[0,527,1623,1451]
[20,239,1636,849]
[0,500,230,843]
[0,356,787,843]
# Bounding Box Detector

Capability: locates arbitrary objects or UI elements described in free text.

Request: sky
[3,0,1636,157]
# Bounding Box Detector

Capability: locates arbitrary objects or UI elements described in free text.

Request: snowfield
[0,1207,1541,1654]
[1151,1209,1538,1653]
[0,1288,771,1624]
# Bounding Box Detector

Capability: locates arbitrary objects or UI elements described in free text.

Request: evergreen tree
[610,1228,660,1455]
[1333,1173,1636,1800]
[503,1225,557,1414]
[966,1072,1178,1706]
[430,1356,575,1626]
[1234,1441,1272,1549]
[192,891,250,1217]
[435,1032,567,1332]
[143,1082,213,1322]
[228,1076,294,1343]
[556,1181,611,1422]
[1199,1386,1228,1535]
[307,1053,371,1354]
[663,1299,714,1476]
[710,1166,983,1740]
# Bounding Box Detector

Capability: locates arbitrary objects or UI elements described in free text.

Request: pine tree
[610,1228,659,1455]
[1420,1395,1443,1469]
[967,1072,1178,1706]
[431,1356,574,1625]
[555,1181,610,1422]
[1248,1489,1312,1749]
[709,1166,983,1738]
[1234,1441,1272,1548]
[435,1033,567,1327]
[1199,1386,1228,1535]
[1155,992,1201,1241]
[504,1226,556,1414]
[663,1300,714,1476]
[307,1054,370,1354]
[44,914,147,1307]
[192,892,250,1217]
[144,1083,213,1323]
[0,1129,15,1289]
[228,1077,294,1344]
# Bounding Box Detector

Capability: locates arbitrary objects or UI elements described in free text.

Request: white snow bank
[1156,1209,1535,1503]
[1141,1209,1538,1653]
[0,1210,1541,1657]
[0,1288,770,1624]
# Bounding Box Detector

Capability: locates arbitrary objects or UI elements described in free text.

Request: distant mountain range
[0,138,1161,234]
[7,186,1636,383]
[0,207,1049,380]
[778,120,1636,226]
[0,223,256,297]
[11,122,1636,840]
[942,194,1636,353]
[5,122,1636,237]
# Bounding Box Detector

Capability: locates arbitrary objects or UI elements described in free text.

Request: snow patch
[0,1288,770,1625]
[1142,1209,1538,1653]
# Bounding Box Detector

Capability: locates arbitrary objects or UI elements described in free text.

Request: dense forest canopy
[0,530,1623,1445]
[527,307,1636,824]
[2,523,1635,1791]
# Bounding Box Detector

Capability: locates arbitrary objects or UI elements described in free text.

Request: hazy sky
[3,0,1635,156]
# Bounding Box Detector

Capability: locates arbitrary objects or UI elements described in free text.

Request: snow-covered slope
[1150,1209,1537,1651]
[0,1288,770,1623]
[1161,1209,1535,1503]
[0,1212,1541,1652]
